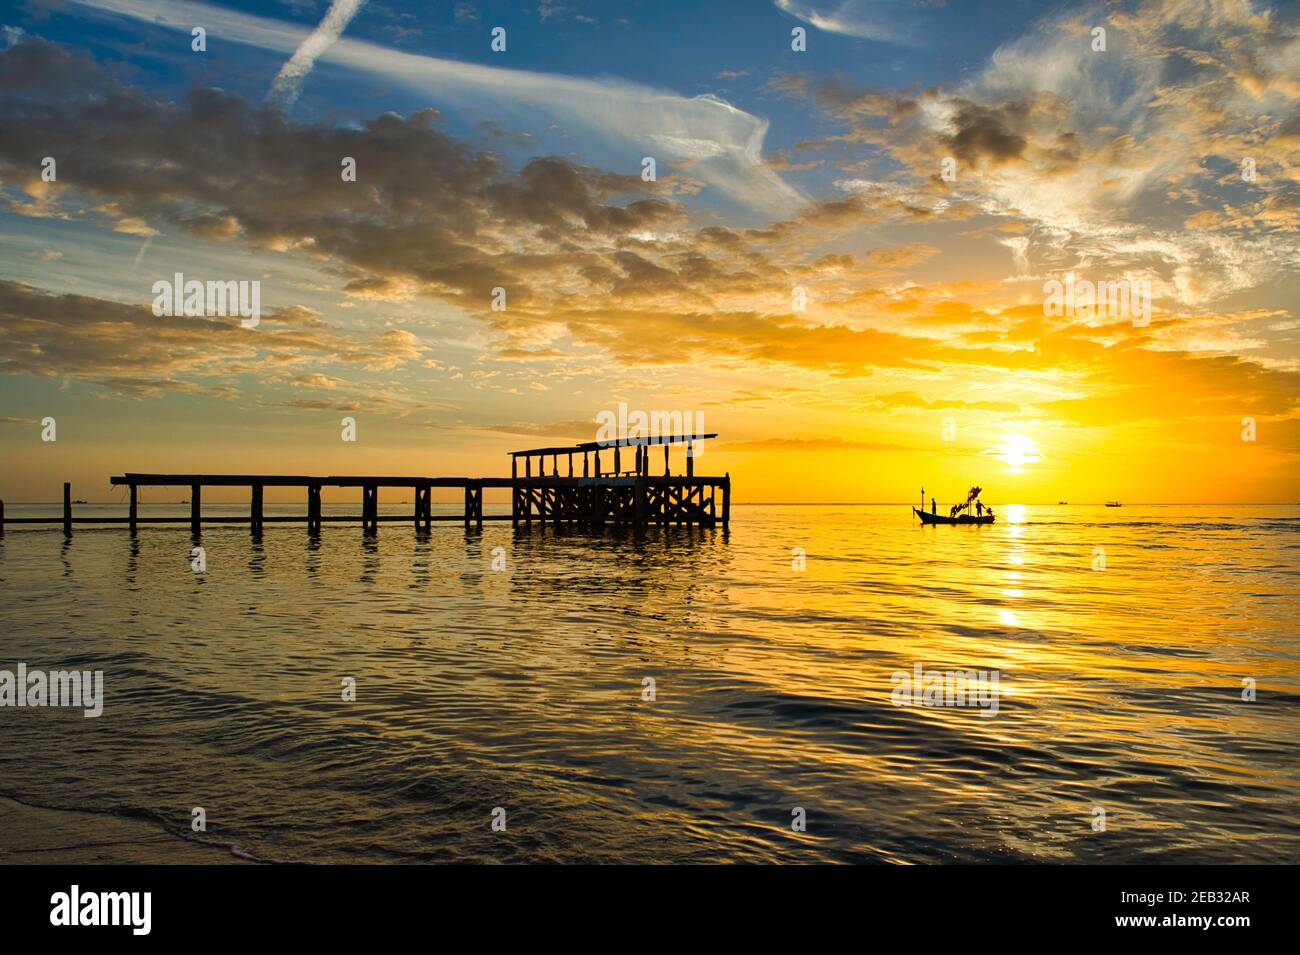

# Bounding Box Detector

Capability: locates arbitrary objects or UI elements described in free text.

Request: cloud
[0,279,427,403]
[72,0,802,214]
[0,43,684,309]
[474,420,593,438]
[775,1,1300,307]
[773,0,927,45]
[869,392,1021,413]
[1038,347,1300,428]
[2,33,1297,451]
[862,242,940,269]
[266,0,368,112]
[724,436,917,452]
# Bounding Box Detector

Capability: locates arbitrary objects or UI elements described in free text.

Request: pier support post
[129,484,138,533]
[687,442,694,478]
[307,484,322,534]
[362,485,378,534]
[250,484,264,533]
[463,485,475,529]
[722,473,730,527]
[0,499,4,537]
[190,484,201,536]
[63,482,72,536]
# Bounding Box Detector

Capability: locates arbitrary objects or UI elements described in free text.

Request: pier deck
[0,435,729,535]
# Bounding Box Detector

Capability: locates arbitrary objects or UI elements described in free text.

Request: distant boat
[913,507,995,525]
[1058,500,1068,504]
[73,499,88,504]
[1105,501,1122,507]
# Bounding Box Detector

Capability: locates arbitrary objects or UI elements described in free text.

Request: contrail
[266,0,367,111]
[130,234,153,271]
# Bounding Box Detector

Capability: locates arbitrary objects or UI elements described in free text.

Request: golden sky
[1,0,1298,503]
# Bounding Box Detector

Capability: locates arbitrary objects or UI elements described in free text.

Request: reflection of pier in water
[0,433,729,535]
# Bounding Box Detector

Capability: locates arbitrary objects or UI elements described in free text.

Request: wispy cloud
[266,0,368,111]
[773,0,925,46]
[72,0,803,214]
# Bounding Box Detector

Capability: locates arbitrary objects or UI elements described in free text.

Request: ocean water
[1,503,1297,864]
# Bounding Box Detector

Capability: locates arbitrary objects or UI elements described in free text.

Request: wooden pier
[0,435,729,535]
[508,433,724,528]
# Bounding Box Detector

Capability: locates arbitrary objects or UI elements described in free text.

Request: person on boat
[985,506,995,519]
[931,497,936,515]
[975,501,984,516]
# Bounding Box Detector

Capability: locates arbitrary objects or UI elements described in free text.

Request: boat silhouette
[913,506,995,525]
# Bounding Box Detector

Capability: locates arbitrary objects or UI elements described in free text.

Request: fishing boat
[913,507,995,525]
[913,484,996,524]
[1105,501,1122,507]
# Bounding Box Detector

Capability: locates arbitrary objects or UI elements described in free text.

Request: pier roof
[509,434,718,457]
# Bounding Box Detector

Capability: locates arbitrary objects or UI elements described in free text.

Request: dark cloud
[944,100,1029,166]
[0,279,424,401]
[0,39,673,310]
[0,34,100,92]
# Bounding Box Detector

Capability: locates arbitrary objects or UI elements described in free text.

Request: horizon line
[4,500,1298,507]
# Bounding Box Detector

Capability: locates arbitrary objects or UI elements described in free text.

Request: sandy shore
[0,796,251,864]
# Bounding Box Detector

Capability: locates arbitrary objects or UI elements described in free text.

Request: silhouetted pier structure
[510,433,724,528]
[0,434,728,535]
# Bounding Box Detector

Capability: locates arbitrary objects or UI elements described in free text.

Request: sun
[992,434,1042,473]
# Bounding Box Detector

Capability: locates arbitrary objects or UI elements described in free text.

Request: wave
[0,789,275,864]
